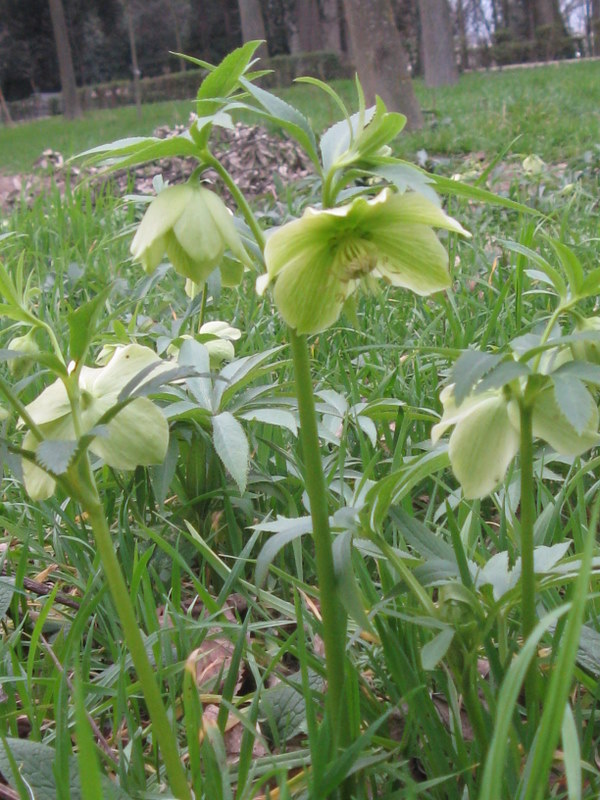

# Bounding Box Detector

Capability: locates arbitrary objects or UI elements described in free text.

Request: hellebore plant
[72,41,476,797]
[432,237,600,722]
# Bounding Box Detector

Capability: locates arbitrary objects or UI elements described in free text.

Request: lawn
[0,48,600,799]
[1,59,599,173]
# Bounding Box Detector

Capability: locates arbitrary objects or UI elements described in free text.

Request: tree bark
[321,0,343,52]
[238,0,269,57]
[419,0,458,86]
[342,0,423,130]
[124,1,142,121]
[296,0,323,51]
[48,0,81,119]
[593,0,600,55]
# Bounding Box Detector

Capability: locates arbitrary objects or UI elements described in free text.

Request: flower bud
[130,184,248,286]
[7,330,40,378]
[573,317,600,364]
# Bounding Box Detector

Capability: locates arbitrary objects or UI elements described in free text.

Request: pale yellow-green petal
[21,431,56,501]
[202,189,250,265]
[22,378,71,427]
[532,387,600,455]
[448,394,519,499]
[172,196,225,265]
[130,185,191,262]
[165,230,219,283]
[264,211,337,280]
[375,224,451,295]
[89,398,169,469]
[431,384,495,444]
[375,191,470,237]
[92,344,168,399]
[273,248,353,334]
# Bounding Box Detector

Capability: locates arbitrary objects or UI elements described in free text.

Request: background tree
[419,0,458,85]
[296,0,323,50]
[238,0,268,56]
[48,0,81,118]
[342,0,423,129]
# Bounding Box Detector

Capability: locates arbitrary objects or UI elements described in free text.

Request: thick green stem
[201,152,266,251]
[519,400,539,727]
[81,477,192,799]
[288,329,348,751]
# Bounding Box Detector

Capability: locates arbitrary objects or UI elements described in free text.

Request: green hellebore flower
[7,330,40,378]
[262,188,470,335]
[20,345,171,501]
[432,382,600,499]
[130,184,248,285]
[572,317,600,364]
[166,321,240,369]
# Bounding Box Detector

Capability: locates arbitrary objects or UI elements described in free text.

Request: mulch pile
[0,122,314,212]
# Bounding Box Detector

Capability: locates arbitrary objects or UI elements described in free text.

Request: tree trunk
[124,1,142,121]
[419,0,458,86]
[0,85,14,126]
[296,0,323,51]
[455,0,469,70]
[48,0,81,119]
[238,0,269,56]
[593,0,600,55]
[321,0,343,52]
[342,0,423,130]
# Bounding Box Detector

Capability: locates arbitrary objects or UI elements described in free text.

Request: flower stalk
[75,465,192,800]
[288,328,348,754]
[518,398,539,727]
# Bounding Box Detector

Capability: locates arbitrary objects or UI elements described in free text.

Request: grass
[1,59,599,174]
[0,53,600,800]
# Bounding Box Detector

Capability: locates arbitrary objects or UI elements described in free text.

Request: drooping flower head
[20,345,172,500]
[261,188,470,335]
[130,184,248,286]
[432,381,600,500]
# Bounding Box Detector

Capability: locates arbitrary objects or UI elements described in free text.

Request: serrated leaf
[319,106,375,173]
[0,738,131,800]
[213,346,284,409]
[391,507,455,561]
[553,360,600,385]
[452,350,501,405]
[35,440,78,475]
[369,161,440,204]
[212,411,249,493]
[474,359,531,395]
[254,516,313,586]
[421,627,454,670]
[80,134,198,169]
[552,375,595,435]
[239,77,319,168]
[196,40,262,114]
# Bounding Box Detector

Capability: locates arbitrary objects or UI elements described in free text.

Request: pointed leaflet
[78,133,198,168]
[254,516,314,587]
[212,411,249,493]
[421,628,455,671]
[196,40,263,116]
[452,350,502,405]
[239,77,320,169]
[552,375,596,436]
[332,532,373,631]
[319,106,376,173]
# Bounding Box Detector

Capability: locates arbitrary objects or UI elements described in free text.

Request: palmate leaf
[211,411,249,493]
[451,350,502,405]
[35,440,78,475]
[239,77,320,169]
[552,375,596,435]
[0,738,132,800]
[319,105,376,173]
[196,40,263,116]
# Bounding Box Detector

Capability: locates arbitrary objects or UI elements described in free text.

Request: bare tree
[321,0,344,52]
[297,0,323,50]
[48,0,81,119]
[594,0,600,54]
[419,0,458,85]
[123,0,142,120]
[238,0,269,56]
[342,0,423,130]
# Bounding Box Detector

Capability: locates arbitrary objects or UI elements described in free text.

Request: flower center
[333,232,378,281]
